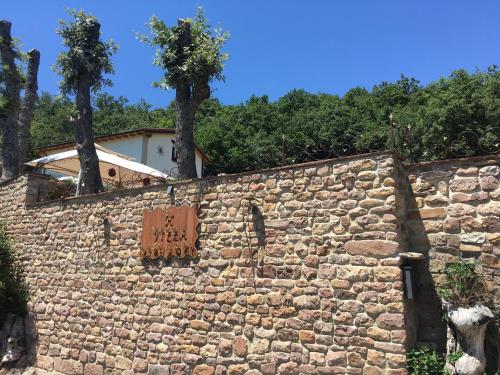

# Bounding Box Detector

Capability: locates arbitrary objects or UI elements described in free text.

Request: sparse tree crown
[139,7,229,91]
[54,9,118,95]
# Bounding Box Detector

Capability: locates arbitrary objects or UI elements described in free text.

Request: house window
[171,140,177,161]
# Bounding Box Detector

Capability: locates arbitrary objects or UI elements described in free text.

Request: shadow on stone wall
[0,312,38,370]
[484,320,499,374]
[0,219,38,371]
[404,181,448,352]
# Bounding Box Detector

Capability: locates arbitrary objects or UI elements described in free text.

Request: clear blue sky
[4,0,500,107]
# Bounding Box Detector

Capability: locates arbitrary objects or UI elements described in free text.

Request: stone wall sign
[140,206,198,260]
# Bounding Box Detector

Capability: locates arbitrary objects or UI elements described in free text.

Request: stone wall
[404,155,500,351]
[0,151,498,375]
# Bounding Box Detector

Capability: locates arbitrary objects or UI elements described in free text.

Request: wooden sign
[140,206,198,260]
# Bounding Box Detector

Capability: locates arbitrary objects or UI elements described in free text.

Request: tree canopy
[31,66,500,175]
[139,7,229,91]
[54,9,118,95]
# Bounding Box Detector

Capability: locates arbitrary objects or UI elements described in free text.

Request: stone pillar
[25,173,49,204]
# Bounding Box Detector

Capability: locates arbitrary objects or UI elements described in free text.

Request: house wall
[103,137,143,164]
[146,133,203,177]
[0,151,498,375]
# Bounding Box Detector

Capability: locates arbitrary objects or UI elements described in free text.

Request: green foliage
[194,68,500,174]
[447,350,463,365]
[0,221,28,320]
[46,177,77,200]
[63,178,76,189]
[30,92,75,147]
[407,346,445,375]
[54,9,118,95]
[92,93,174,135]
[441,310,449,322]
[30,92,175,148]
[437,259,490,307]
[30,67,500,175]
[395,67,500,161]
[139,7,229,90]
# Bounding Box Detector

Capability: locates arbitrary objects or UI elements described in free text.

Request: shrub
[407,346,445,375]
[437,259,491,307]
[0,221,28,321]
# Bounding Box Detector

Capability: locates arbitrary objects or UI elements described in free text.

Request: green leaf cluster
[437,259,490,307]
[139,7,228,90]
[54,9,118,95]
[407,346,445,375]
[30,92,174,148]
[0,221,28,321]
[194,67,499,174]
[447,350,463,365]
[29,93,76,147]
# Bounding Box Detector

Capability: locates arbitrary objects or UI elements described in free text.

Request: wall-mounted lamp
[403,265,415,299]
[400,252,425,300]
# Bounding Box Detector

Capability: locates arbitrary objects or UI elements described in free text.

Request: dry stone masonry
[0,151,498,375]
[404,157,499,350]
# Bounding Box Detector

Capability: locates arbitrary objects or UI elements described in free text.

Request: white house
[33,128,208,178]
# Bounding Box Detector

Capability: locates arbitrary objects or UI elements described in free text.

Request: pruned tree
[54,10,117,194]
[0,21,40,180]
[140,8,228,179]
[0,21,21,180]
[17,49,40,170]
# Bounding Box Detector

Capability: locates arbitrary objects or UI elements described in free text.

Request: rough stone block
[345,240,399,257]
[84,363,104,375]
[54,358,84,375]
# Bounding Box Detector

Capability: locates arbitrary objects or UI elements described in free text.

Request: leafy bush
[46,178,77,200]
[437,259,491,307]
[0,221,28,321]
[407,346,445,375]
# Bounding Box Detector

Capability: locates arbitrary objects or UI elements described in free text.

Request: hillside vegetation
[31,67,500,175]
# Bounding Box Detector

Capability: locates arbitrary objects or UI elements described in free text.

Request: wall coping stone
[405,153,500,171]
[15,151,500,208]
[0,175,21,187]
[25,150,400,208]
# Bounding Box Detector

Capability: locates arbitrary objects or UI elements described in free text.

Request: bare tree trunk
[175,82,198,179]
[0,20,21,180]
[70,21,104,195]
[18,49,40,171]
[174,20,198,180]
[173,20,210,180]
[75,70,103,194]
